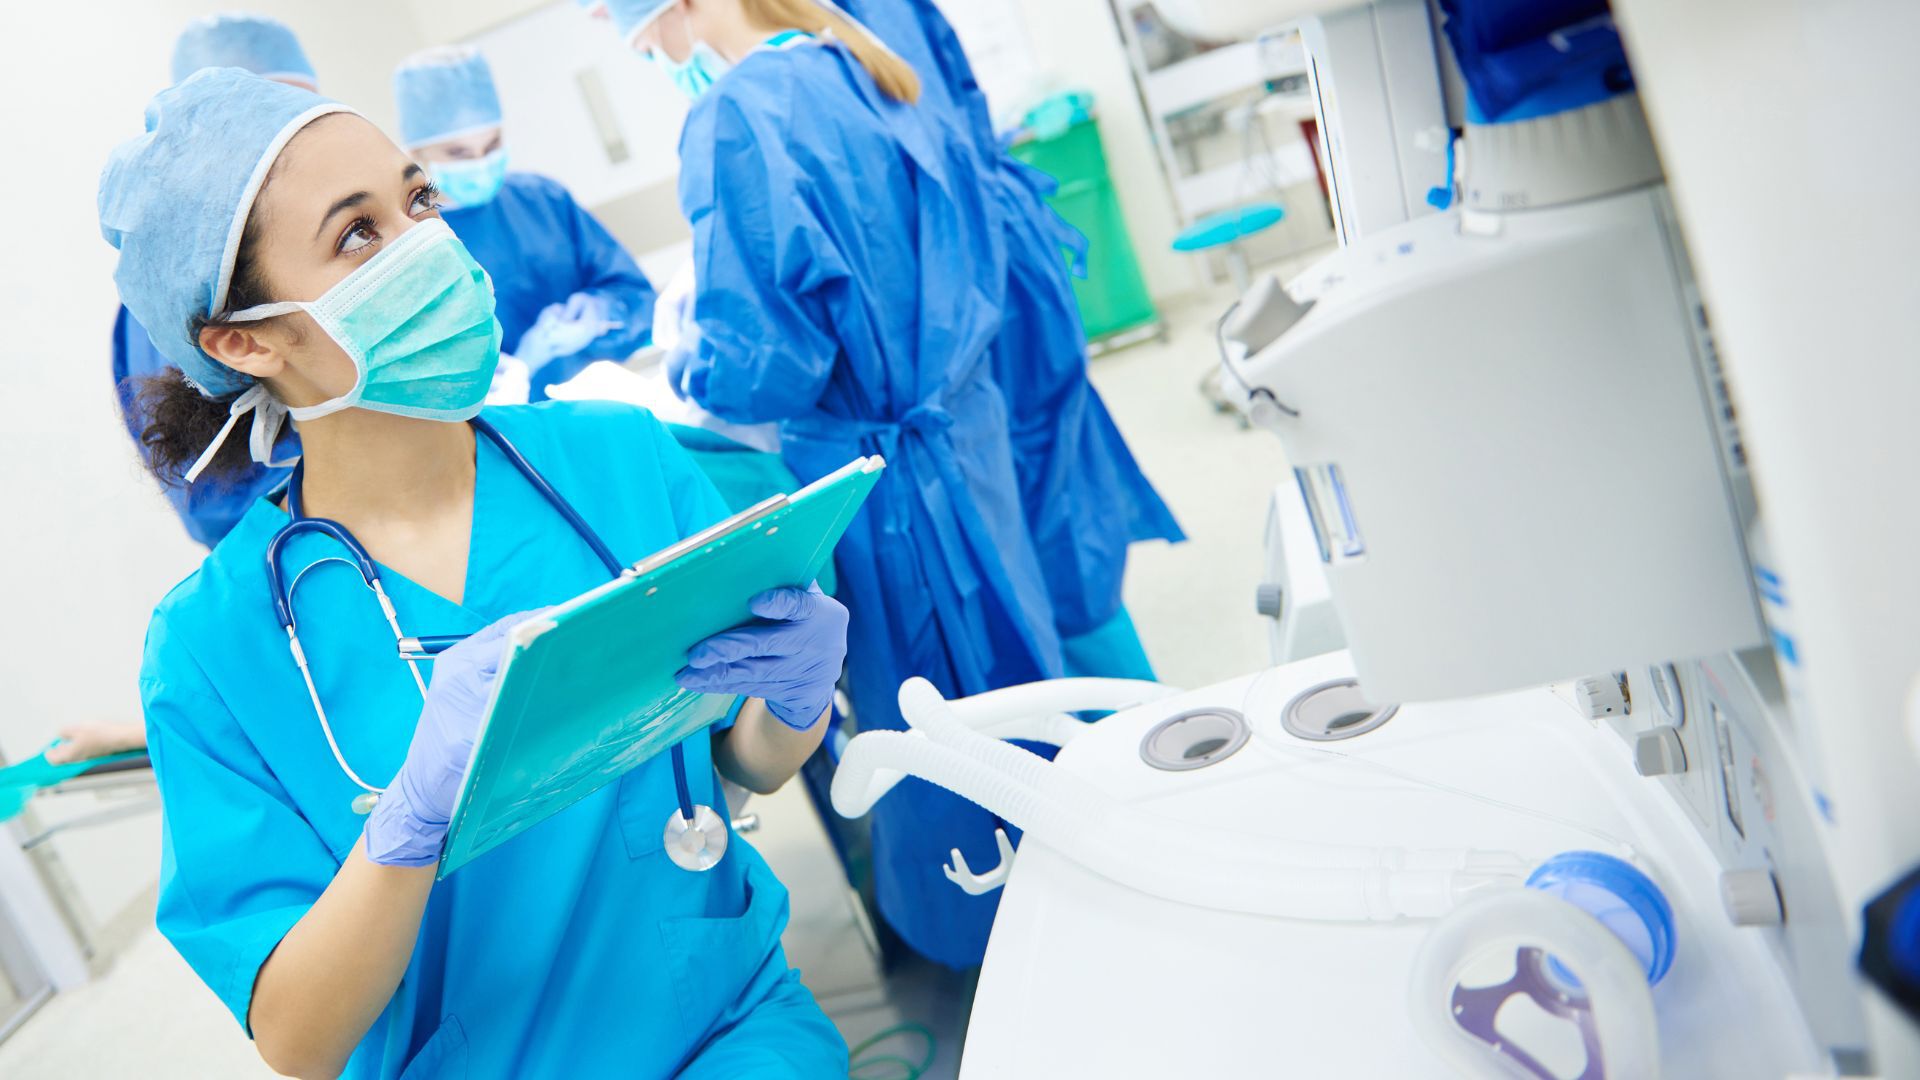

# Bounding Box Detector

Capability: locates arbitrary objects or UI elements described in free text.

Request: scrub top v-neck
[140,401,846,1079]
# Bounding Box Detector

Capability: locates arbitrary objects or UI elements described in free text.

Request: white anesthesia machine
[831,0,1920,1075]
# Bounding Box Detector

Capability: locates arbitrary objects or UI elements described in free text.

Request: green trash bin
[1011,117,1160,347]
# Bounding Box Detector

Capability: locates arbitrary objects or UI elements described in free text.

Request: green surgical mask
[186,219,502,483]
[238,216,501,421]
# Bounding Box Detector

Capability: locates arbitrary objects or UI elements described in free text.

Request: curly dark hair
[125,198,292,487]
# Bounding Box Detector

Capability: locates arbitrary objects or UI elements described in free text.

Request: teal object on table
[0,747,150,821]
[667,423,836,595]
[1021,90,1094,141]
[1172,203,1286,251]
[437,457,884,878]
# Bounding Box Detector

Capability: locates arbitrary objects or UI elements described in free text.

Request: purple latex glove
[363,610,540,867]
[675,586,848,730]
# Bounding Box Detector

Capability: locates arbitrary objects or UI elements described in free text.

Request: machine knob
[1574,675,1628,721]
[1255,583,1285,618]
[1721,869,1785,927]
[1633,725,1688,776]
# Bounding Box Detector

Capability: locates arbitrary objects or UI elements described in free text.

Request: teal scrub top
[139,401,846,1079]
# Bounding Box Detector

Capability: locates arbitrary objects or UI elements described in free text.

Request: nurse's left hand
[676,585,847,730]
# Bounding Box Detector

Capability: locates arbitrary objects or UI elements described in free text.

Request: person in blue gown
[113,12,320,547]
[838,0,1186,680]
[395,46,658,401]
[101,69,847,1077]
[608,0,1062,968]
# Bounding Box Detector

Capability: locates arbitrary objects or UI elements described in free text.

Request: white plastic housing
[1236,187,1764,702]
[1261,482,1347,663]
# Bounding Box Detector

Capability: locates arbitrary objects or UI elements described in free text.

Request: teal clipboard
[437,455,885,878]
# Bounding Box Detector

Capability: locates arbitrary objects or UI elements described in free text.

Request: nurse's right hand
[363,610,541,867]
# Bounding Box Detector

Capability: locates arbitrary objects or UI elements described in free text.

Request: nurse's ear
[194,218,303,382]
[199,323,290,381]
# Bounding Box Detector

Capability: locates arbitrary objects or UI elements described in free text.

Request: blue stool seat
[1172,203,1286,252]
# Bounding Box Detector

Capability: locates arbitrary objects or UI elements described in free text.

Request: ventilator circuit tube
[831,678,1531,922]
[937,677,1181,747]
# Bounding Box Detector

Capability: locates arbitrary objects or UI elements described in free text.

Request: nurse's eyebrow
[312,165,429,241]
[314,191,371,241]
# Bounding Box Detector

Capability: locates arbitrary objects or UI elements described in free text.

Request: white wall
[0,0,432,945]
[404,0,549,44]
[468,2,691,214]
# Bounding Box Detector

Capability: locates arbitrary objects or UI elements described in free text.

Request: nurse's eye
[411,182,444,217]
[337,215,379,257]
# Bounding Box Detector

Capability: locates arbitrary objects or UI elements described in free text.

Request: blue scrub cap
[98,68,352,399]
[606,0,674,44]
[394,47,504,149]
[170,12,316,87]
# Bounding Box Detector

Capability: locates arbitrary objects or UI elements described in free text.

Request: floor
[0,275,1312,1079]
[1101,290,1298,692]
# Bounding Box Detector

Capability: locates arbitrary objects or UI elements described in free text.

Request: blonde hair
[740,0,920,103]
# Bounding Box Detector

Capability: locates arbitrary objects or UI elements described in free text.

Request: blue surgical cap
[98,68,351,398]
[575,0,610,14]
[394,47,504,149]
[170,12,316,87]
[606,0,673,43]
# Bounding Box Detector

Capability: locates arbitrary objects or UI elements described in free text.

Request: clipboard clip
[629,494,790,577]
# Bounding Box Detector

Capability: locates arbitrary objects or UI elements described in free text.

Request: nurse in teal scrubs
[101,70,849,1078]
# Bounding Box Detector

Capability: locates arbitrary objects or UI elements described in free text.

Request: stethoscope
[264,416,729,872]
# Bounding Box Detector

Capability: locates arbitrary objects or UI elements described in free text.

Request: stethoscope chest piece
[351,791,382,816]
[664,805,729,872]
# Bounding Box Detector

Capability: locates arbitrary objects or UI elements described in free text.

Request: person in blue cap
[112,12,320,550]
[169,11,319,90]
[395,46,658,402]
[607,0,1065,970]
[837,0,1185,681]
[102,68,849,1077]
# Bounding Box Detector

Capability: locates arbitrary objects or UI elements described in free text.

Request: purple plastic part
[1449,947,1607,1080]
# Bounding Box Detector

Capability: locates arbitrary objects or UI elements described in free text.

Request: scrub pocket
[397,1016,468,1080]
[657,860,791,1041]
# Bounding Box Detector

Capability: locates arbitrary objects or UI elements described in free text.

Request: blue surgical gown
[676,42,1062,967]
[441,173,657,399]
[111,305,293,548]
[141,401,845,1079]
[839,0,1185,642]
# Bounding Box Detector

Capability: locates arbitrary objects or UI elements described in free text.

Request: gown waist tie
[783,384,989,602]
